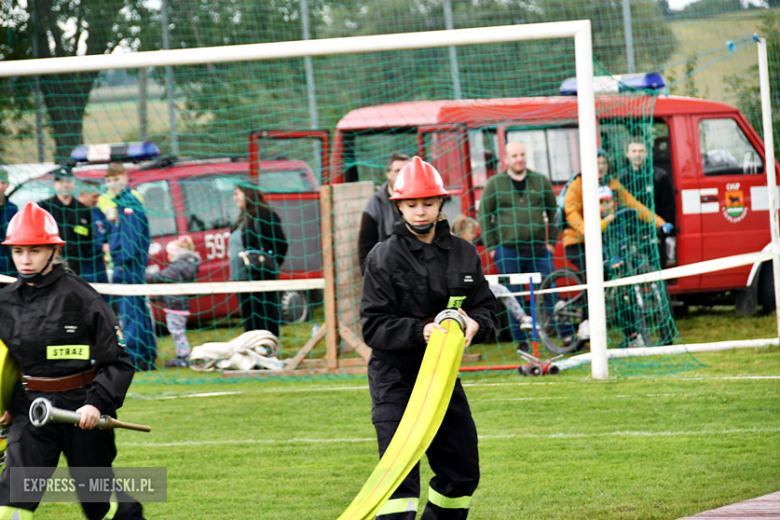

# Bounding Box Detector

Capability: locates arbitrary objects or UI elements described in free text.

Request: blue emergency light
[71,142,160,163]
[559,72,666,96]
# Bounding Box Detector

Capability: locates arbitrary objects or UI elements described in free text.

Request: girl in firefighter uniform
[0,202,143,520]
[360,157,497,520]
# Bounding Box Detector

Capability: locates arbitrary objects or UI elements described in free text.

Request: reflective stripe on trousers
[428,487,472,510]
[103,499,119,519]
[377,497,419,517]
[0,497,117,519]
[0,506,33,520]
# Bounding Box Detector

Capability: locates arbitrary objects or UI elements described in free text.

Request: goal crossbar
[0,21,591,78]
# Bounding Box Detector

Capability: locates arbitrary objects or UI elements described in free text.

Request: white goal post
[2,23,778,379]
[758,38,780,338]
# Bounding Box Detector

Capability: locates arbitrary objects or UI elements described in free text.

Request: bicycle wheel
[631,263,674,347]
[536,269,586,354]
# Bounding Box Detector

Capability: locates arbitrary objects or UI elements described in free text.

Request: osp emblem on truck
[723,183,748,223]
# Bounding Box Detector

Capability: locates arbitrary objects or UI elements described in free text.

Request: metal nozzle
[434,309,467,333]
[29,397,107,429]
[29,397,53,427]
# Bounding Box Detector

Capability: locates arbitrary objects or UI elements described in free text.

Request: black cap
[51,166,74,180]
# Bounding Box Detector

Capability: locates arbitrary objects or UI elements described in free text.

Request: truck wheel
[281,291,309,323]
[758,264,776,314]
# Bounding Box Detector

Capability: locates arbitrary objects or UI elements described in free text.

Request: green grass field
[33,307,779,519]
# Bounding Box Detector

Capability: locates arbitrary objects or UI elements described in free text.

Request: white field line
[462,374,780,386]
[127,391,245,400]
[120,427,780,448]
[126,375,780,400]
[478,391,776,402]
[479,428,780,440]
[153,391,244,400]
[127,386,369,400]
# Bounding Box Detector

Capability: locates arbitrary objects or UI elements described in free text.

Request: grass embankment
[664,10,766,103]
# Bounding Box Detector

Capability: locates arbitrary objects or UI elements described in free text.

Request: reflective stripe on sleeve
[428,488,472,510]
[376,497,418,517]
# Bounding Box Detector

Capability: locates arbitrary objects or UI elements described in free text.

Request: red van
[68,153,322,323]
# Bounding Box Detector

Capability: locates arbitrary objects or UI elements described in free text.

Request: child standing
[146,235,201,368]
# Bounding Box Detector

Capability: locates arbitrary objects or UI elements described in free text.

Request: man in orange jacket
[563,149,673,342]
[563,149,671,274]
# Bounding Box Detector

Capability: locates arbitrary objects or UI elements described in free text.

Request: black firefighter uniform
[0,264,143,520]
[360,220,497,520]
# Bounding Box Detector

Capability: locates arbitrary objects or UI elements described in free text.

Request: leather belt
[22,369,95,392]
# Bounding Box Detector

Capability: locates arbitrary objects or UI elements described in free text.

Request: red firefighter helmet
[389,156,450,200]
[2,202,66,246]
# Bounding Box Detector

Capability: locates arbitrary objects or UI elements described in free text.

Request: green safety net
[2,0,778,380]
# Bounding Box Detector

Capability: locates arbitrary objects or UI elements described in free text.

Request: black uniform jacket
[0,264,135,417]
[360,219,498,371]
[39,196,94,276]
[239,208,289,269]
[618,162,677,227]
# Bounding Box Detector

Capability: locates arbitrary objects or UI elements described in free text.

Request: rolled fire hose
[29,397,151,433]
[337,309,468,520]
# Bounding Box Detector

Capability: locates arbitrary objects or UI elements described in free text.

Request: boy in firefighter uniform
[101,163,157,370]
[360,157,497,520]
[0,202,144,520]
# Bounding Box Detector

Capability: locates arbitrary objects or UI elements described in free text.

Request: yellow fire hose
[337,310,467,520]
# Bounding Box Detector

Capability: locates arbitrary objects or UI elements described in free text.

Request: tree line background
[0,0,778,163]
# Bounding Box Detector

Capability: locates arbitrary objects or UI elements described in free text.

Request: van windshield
[255,168,319,193]
[8,177,55,206]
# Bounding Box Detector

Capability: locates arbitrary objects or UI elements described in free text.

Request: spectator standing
[479,141,572,351]
[77,178,109,285]
[357,152,411,272]
[146,235,201,368]
[622,138,677,267]
[229,184,288,336]
[39,166,94,276]
[102,162,157,371]
[0,168,17,277]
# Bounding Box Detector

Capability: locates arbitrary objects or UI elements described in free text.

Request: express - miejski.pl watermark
[10,467,167,502]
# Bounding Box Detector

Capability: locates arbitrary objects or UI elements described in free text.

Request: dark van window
[135,181,177,238]
[699,118,764,176]
[345,131,418,185]
[256,168,319,193]
[180,176,238,232]
[180,175,321,273]
[505,127,580,183]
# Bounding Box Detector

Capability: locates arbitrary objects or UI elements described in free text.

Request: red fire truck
[257,74,776,315]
